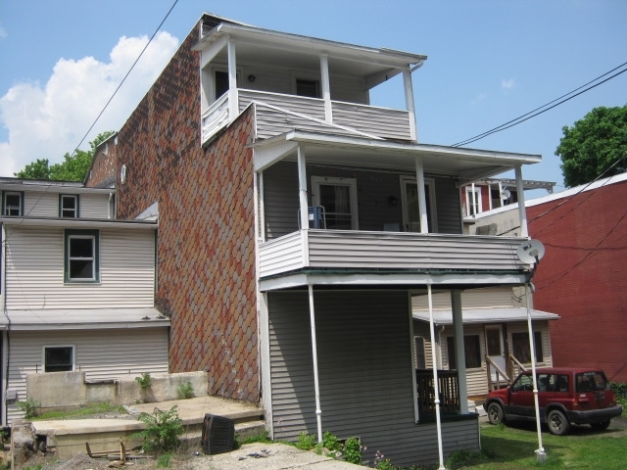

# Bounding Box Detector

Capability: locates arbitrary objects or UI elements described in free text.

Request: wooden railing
[416,369,460,417]
[486,354,528,391]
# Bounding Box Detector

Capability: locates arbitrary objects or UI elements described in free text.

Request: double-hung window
[311,176,359,230]
[65,229,99,282]
[44,346,74,372]
[2,191,23,216]
[446,335,482,369]
[465,186,482,217]
[60,194,79,218]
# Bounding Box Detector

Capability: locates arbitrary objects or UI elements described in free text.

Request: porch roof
[412,307,560,325]
[0,308,170,331]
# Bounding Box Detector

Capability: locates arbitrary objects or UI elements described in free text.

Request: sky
[0,0,625,194]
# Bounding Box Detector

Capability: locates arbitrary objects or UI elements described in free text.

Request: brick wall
[116,21,259,402]
[528,181,627,382]
[85,138,118,188]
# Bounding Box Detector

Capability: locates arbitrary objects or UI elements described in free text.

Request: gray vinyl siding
[332,101,411,141]
[79,193,111,218]
[263,162,463,239]
[6,327,168,424]
[5,226,155,310]
[21,191,110,218]
[412,287,516,311]
[268,289,479,467]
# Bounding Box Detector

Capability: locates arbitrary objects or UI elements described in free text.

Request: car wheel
[590,420,611,431]
[547,409,570,435]
[487,402,504,425]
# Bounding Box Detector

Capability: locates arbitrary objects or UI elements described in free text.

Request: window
[511,331,543,363]
[447,335,482,369]
[2,191,23,216]
[296,78,321,98]
[511,373,533,392]
[65,229,100,282]
[59,194,79,218]
[44,346,74,372]
[215,70,229,99]
[311,176,358,230]
[414,336,426,369]
[400,176,437,233]
[465,186,482,216]
[486,328,502,356]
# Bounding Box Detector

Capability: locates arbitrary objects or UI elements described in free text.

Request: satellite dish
[501,189,512,200]
[517,239,545,264]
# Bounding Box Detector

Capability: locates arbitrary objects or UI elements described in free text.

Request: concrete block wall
[116,19,259,404]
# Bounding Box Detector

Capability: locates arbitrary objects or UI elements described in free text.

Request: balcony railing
[201,89,412,143]
[416,369,460,417]
[258,229,530,279]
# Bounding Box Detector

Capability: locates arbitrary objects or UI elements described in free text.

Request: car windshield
[576,372,608,392]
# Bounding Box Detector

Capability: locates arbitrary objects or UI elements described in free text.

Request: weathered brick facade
[85,136,118,188]
[529,180,627,382]
[115,21,259,402]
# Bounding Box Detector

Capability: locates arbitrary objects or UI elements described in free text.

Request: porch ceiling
[251,130,542,181]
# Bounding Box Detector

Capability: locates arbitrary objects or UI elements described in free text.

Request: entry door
[485,326,505,381]
[400,176,437,233]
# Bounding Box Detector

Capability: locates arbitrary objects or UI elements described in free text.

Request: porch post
[308,285,323,443]
[320,54,332,124]
[471,183,477,216]
[227,40,239,122]
[498,181,504,207]
[427,285,446,470]
[298,147,310,265]
[526,284,546,461]
[515,165,528,237]
[414,157,429,234]
[403,67,417,141]
[451,290,468,413]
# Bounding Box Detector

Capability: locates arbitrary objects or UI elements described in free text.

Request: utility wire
[451,60,627,147]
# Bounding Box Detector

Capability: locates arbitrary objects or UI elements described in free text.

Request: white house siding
[79,193,111,218]
[268,289,479,467]
[21,191,110,219]
[6,327,168,424]
[5,226,155,310]
[412,287,518,311]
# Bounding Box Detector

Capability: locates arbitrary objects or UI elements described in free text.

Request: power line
[68,0,180,158]
[451,60,627,148]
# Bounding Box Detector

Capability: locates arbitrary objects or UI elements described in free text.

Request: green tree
[15,131,116,182]
[556,105,627,187]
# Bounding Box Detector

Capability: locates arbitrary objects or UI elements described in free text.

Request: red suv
[485,367,623,435]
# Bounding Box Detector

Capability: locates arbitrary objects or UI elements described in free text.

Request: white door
[400,176,437,233]
[485,326,506,381]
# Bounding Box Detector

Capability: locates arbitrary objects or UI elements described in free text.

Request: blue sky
[1,0,625,193]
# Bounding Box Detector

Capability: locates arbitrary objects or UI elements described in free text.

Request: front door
[485,325,506,382]
[400,176,437,233]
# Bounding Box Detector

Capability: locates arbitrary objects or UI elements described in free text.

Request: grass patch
[32,402,127,421]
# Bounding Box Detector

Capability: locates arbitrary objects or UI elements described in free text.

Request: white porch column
[227,40,239,121]
[308,285,323,443]
[470,183,477,216]
[451,290,468,414]
[297,147,310,265]
[414,157,429,233]
[403,67,417,141]
[498,181,504,208]
[515,165,529,237]
[320,54,332,124]
[427,285,446,470]
[526,284,546,461]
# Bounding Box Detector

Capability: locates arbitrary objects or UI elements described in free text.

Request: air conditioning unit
[201,414,234,455]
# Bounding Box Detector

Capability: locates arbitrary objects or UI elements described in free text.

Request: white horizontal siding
[6,327,168,424]
[259,232,304,277]
[5,226,155,310]
[20,191,110,218]
[332,101,411,140]
[413,286,516,311]
[79,193,111,218]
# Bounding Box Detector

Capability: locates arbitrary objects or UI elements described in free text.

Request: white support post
[471,183,477,216]
[451,290,468,414]
[227,40,238,122]
[415,157,429,233]
[403,67,417,141]
[427,285,446,470]
[488,182,493,211]
[297,147,310,265]
[498,181,504,208]
[308,285,323,443]
[526,284,546,462]
[320,54,332,124]
[515,165,528,237]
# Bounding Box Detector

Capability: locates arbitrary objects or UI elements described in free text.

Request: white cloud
[0,26,7,40]
[471,92,487,106]
[0,31,179,176]
[501,78,515,90]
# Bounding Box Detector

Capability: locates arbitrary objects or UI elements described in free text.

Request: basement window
[44,346,74,372]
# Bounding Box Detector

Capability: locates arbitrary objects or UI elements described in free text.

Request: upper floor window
[311,176,359,230]
[65,229,100,282]
[296,78,321,98]
[60,194,79,218]
[2,191,23,216]
[465,186,482,217]
[44,346,74,372]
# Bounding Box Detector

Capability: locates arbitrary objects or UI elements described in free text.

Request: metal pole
[308,284,323,443]
[427,285,446,470]
[526,283,546,462]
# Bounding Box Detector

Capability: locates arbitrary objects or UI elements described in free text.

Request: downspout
[427,284,446,470]
[308,284,323,443]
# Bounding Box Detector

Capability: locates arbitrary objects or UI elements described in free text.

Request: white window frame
[43,345,75,373]
[311,176,359,230]
[65,230,100,282]
[2,191,23,216]
[465,186,482,217]
[60,194,79,218]
[400,176,437,233]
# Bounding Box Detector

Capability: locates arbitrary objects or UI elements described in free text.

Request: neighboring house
[468,172,627,383]
[0,178,169,425]
[412,286,559,398]
[100,13,544,466]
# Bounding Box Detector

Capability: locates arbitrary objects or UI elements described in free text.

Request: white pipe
[427,285,446,470]
[308,285,323,442]
[526,284,546,461]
